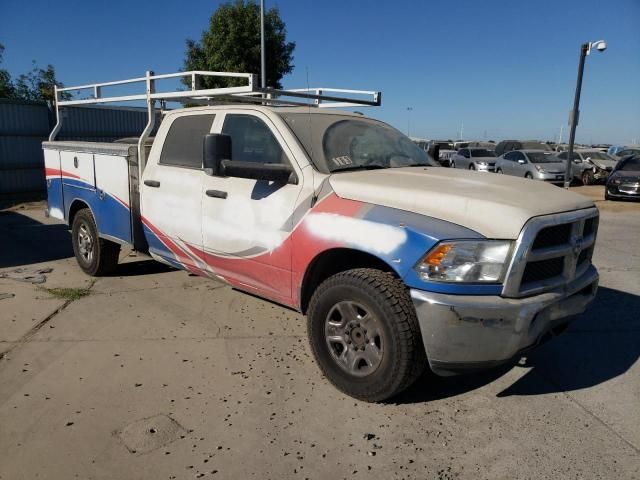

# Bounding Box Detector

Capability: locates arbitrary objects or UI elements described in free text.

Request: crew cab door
[200,111,303,303]
[140,112,216,272]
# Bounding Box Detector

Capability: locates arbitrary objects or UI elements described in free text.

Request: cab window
[222,114,286,164]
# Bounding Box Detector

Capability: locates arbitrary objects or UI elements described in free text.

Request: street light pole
[564,43,588,189]
[564,39,606,189]
[407,107,413,137]
[260,0,266,90]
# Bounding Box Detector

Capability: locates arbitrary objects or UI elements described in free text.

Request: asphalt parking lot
[1,185,639,480]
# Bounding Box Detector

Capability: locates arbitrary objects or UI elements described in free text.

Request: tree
[0,43,16,99]
[0,44,69,104]
[13,62,70,106]
[183,0,295,90]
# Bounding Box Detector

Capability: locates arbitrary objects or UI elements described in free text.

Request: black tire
[469,164,475,170]
[525,172,533,179]
[450,161,456,169]
[582,170,593,186]
[497,168,503,174]
[307,268,426,402]
[71,208,120,276]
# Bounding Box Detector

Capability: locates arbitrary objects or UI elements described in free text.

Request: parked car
[605,154,640,201]
[614,147,640,158]
[428,140,456,167]
[557,149,618,185]
[608,145,630,156]
[495,150,566,184]
[495,140,553,156]
[43,70,600,402]
[450,148,497,172]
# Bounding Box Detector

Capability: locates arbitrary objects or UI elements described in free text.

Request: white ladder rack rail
[49,70,381,175]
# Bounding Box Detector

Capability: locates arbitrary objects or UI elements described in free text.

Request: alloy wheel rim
[324,301,383,377]
[77,223,94,264]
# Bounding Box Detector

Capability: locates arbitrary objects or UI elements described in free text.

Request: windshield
[527,152,559,163]
[279,113,438,173]
[470,149,496,158]
[619,157,640,171]
[434,142,454,150]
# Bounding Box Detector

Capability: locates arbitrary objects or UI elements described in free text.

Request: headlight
[534,165,545,173]
[610,175,621,185]
[415,240,512,283]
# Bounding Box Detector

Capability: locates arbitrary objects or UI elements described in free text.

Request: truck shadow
[0,210,74,268]
[395,286,640,404]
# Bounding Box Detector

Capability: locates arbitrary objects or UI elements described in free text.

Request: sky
[1,0,639,145]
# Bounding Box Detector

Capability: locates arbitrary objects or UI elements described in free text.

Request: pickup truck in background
[43,71,600,402]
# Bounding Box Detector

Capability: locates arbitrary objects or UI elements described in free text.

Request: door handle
[144,180,160,188]
[206,189,228,199]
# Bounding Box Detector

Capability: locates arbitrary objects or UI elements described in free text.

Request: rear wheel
[450,160,456,169]
[582,170,594,186]
[72,208,120,276]
[307,268,426,402]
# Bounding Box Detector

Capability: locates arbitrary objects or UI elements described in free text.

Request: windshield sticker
[332,156,353,167]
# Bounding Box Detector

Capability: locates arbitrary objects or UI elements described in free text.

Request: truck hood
[328,167,594,239]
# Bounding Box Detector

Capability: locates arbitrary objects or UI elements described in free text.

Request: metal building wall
[0,100,153,197]
[0,99,50,196]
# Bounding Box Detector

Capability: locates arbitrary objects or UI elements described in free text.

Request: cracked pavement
[1,186,639,479]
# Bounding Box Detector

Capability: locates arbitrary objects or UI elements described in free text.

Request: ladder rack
[49,70,382,175]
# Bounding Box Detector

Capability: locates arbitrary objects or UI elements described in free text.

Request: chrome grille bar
[502,207,599,298]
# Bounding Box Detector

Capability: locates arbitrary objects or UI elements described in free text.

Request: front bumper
[537,172,566,183]
[411,265,598,376]
[607,184,640,200]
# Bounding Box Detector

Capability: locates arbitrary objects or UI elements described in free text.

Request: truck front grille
[502,208,599,297]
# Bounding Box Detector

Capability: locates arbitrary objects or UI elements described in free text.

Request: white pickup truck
[43,71,599,401]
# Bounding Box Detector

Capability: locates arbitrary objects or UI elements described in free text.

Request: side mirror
[517,159,526,164]
[220,160,297,184]
[203,134,232,175]
[573,158,582,164]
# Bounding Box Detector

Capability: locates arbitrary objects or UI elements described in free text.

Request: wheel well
[300,248,396,314]
[67,200,90,227]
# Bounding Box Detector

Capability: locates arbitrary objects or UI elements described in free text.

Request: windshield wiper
[331,164,388,173]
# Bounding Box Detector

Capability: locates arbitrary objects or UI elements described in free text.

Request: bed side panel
[44,148,64,220]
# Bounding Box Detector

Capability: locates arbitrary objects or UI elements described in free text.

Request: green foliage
[0,43,70,104]
[41,287,91,301]
[183,0,295,89]
[0,43,15,99]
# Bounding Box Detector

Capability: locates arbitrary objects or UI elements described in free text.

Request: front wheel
[582,170,594,185]
[469,164,475,170]
[497,168,503,174]
[525,172,533,179]
[450,161,456,169]
[307,269,426,402]
[71,208,120,276]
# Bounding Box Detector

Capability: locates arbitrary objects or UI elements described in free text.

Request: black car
[605,154,640,201]
[494,140,553,156]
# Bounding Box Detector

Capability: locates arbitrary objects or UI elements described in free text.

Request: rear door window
[160,114,216,168]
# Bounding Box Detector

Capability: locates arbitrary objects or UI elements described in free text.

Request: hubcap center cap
[349,326,366,347]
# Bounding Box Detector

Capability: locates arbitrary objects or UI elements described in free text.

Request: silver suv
[495,149,566,185]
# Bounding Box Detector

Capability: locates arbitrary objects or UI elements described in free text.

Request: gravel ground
[1,186,639,479]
